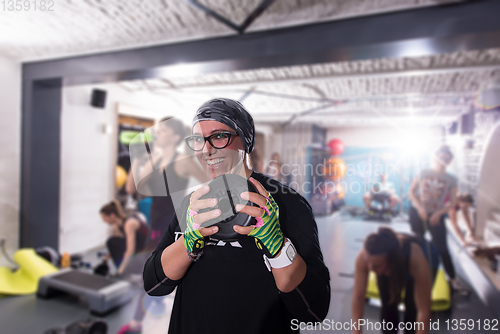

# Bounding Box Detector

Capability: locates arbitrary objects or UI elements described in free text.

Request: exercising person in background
[474,246,500,261]
[352,227,437,334]
[363,173,400,211]
[448,193,480,245]
[265,152,284,182]
[408,145,468,294]
[99,200,149,275]
[121,117,207,334]
[126,117,207,250]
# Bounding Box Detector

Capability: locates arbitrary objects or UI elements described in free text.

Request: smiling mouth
[206,158,225,168]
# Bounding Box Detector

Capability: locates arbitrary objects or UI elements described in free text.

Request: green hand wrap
[183,204,206,254]
[249,193,284,258]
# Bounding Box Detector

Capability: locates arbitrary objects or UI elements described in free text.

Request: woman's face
[365,252,390,276]
[192,120,245,179]
[435,152,452,167]
[100,213,115,225]
[458,200,471,210]
[155,124,178,148]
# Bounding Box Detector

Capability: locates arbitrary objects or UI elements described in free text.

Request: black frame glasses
[185,131,239,151]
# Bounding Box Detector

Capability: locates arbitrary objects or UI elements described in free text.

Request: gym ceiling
[3,0,500,127]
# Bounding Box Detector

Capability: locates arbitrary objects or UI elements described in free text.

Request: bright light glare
[394,39,434,58]
[156,62,205,78]
[397,130,434,157]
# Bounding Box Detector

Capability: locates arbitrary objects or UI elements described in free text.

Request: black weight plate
[198,174,258,241]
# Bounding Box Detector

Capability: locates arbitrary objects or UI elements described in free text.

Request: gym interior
[1,1,500,333]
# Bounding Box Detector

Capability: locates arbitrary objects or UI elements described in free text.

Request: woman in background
[352,227,437,334]
[99,200,149,276]
[265,152,284,183]
[120,117,206,334]
[126,117,207,250]
[448,192,480,245]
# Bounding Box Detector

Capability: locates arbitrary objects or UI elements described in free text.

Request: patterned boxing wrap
[183,204,206,258]
[248,193,284,258]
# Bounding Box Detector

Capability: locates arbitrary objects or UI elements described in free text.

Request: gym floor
[0,212,495,334]
[0,248,175,334]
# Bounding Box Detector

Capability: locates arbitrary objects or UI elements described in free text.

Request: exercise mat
[0,248,58,295]
[365,271,379,299]
[366,268,451,311]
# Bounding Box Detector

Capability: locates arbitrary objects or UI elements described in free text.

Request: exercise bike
[364,191,393,222]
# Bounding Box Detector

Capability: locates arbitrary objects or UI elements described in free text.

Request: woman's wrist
[161,237,193,280]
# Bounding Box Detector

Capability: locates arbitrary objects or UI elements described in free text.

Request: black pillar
[20,78,62,250]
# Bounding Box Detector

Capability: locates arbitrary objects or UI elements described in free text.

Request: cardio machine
[364,185,393,222]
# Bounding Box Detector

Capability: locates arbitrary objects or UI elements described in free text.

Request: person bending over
[99,200,149,275]
[143,98,331,334]
[448,193,480,245]
[352,227,437,334]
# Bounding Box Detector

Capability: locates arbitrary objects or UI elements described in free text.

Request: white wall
[60,85,116,253]
[59,83,177,254]
[0,56,21,266]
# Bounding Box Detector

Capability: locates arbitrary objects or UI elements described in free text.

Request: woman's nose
[202,139,217,154]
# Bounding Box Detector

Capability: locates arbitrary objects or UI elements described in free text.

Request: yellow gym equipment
[366,268,451,311]
[116,165,128,189]
[430,269,452,311]
[0,249,58,295]
[323,157,347,181]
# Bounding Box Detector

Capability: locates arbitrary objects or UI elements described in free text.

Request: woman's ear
[245,152,252,170]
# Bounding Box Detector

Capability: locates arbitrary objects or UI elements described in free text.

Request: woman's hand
[183,186,220,254]
[417,205,428,222]
[233,177,284,258]
[429,211,442,226]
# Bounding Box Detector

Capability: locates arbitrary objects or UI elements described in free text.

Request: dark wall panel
[20,79,62,249]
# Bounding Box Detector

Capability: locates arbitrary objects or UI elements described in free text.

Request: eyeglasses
[185,131,239,151]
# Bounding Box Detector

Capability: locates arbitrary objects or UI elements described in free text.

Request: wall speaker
[90,89,107,108]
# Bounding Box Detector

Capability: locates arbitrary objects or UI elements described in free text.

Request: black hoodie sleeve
[280,209,331,323]
[143,215,183,296]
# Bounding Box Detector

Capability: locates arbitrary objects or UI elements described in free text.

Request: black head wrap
[193,98,255,153]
